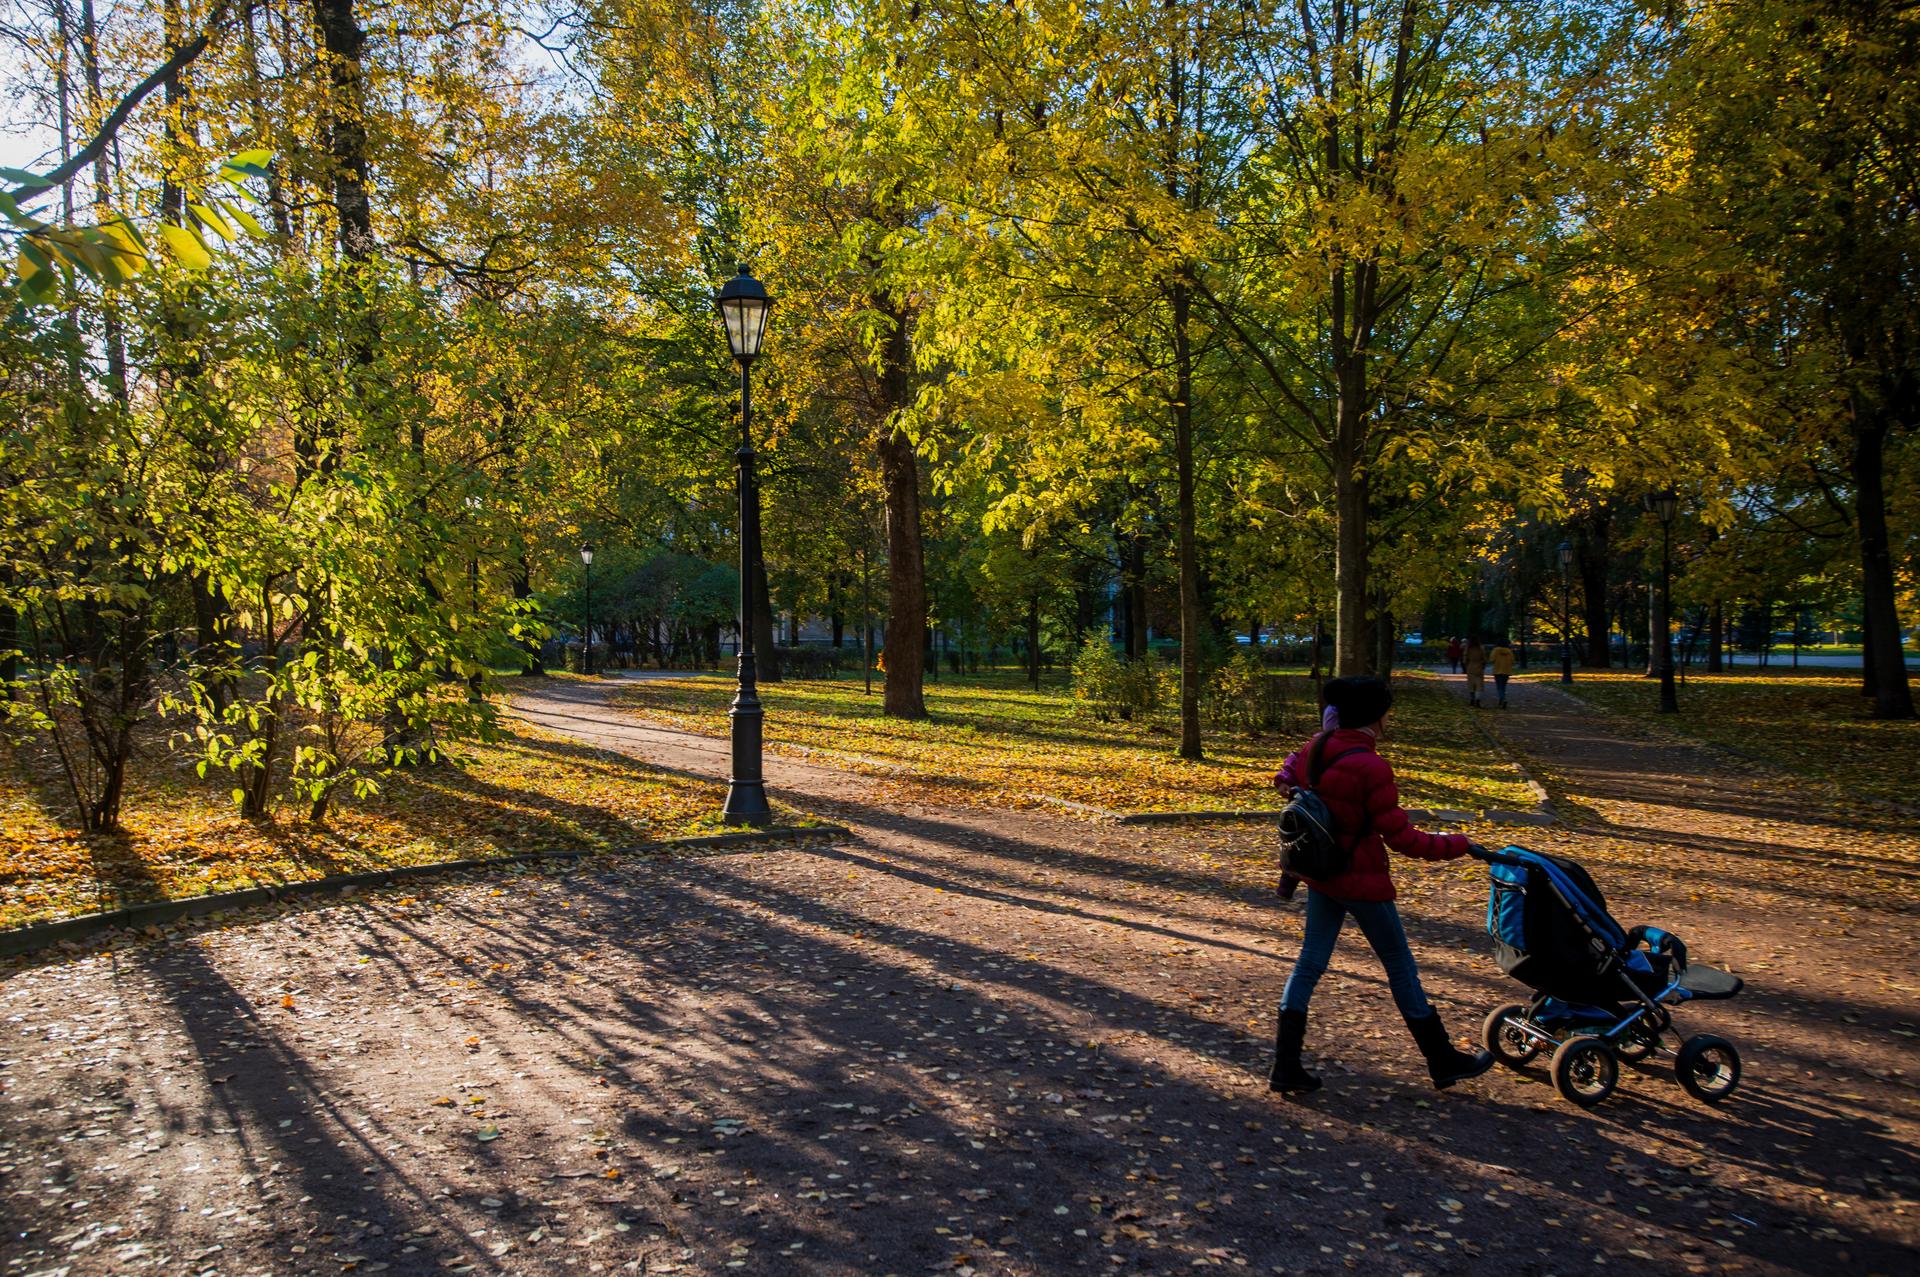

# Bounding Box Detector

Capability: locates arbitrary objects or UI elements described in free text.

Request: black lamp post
[1644,490,1679,712]
[1557,540,1575,684]
[717,264,773,826]
[579,543,595,676]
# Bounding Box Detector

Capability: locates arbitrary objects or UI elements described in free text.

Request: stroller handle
[1627,924,1688,971]
[1468,843,1527,867]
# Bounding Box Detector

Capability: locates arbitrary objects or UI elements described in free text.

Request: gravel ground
[0,676,1912,1277]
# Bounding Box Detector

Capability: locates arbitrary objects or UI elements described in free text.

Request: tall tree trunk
[1333,447,1369,676]
[240,2,294,238]
[1861,603,1877,697]
[0,565,16,696]
[91,619,143,832]
[514,551,543,674]
[876,302,926,719]
[1332,347,1370,675]
[1707,597,1724,673]
[1578,521,1611,668]
[161,0,239,716]
[1170,277,1203,759]
[1372,592,1395,679]
[313,0,372,262]
[752,551,780,682]
[1123,532,1149,659]
[1517,585,1531,666]
[1852,410,1916,717]
[294,0,375,778]
[500,400,543,676]
[78,0,128,403]
[190,577,237,712]
[1645,582,1659,677]
[1026,595,1041,691]
[240,580,282,819]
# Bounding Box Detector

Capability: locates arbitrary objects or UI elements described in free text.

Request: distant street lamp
[580,542,595,677]
[1558,540,1575,684]
[716,264,773,826]
[1644,491,1680,712]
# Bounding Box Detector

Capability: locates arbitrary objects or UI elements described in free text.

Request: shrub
[1072,637,1162,722]
[1205,649,1267,734]
[1071,636,1128,721]
[1202,653,1314,737]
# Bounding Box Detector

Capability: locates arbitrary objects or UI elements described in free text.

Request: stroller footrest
[1676,963,1742,1000]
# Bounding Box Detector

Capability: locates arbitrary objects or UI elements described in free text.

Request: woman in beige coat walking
[1463,638,1488,707]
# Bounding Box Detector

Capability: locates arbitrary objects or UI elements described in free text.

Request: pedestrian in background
[1490,638,1516,709]
[1445,636,1463,673]
[1463,638,1487,707]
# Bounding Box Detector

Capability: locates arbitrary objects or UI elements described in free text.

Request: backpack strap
[1305,730,1332,786]
[1310,744,1373,786]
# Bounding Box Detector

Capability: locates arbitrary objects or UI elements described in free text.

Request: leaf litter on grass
[1544,669,1918,808]
[0,713,793,930]
[610,670,1536,817]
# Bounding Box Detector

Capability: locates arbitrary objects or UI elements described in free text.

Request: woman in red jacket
[1270,676,1494,1094]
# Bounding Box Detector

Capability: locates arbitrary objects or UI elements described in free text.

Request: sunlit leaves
[0,153,273,303]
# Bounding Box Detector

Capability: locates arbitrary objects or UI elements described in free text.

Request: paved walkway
[0,676,1912,1276]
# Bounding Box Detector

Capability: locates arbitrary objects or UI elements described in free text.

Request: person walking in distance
[1489,637,1517,709]
[1463,638,1488,707]
[1268,676,1495,1095]
[1445,636,1463,674]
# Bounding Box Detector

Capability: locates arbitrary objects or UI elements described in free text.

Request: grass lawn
[1533,668,1919,807]
[0,682,799,930]
[611,667,1537,816]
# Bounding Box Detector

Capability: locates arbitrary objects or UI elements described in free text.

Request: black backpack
[1278,735,1372,882]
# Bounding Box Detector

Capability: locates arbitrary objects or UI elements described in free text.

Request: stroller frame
[1477,845,1743,1107]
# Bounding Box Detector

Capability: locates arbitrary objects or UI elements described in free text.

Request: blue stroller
[1476,846,1744,1107]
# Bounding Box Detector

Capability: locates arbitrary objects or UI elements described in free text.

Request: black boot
[1406,1011,1494,1089]
[1269,1009,1322,1094]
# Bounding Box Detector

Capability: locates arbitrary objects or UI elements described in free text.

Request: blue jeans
[1280,888,1433,1020]
[1494,672,1511,705]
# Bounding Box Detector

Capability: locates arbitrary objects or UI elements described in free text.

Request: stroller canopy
[1486,847,1639,1004]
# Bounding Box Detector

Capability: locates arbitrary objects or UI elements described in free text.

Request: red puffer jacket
[1276,728,1471,902]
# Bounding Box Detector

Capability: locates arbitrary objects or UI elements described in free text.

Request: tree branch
[10,1,243,209]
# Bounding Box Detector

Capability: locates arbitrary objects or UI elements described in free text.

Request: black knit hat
[1326,675,1393,729]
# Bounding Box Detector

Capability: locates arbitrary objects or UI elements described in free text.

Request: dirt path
[0,677,1912,1276]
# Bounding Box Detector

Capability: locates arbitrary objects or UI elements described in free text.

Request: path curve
[0,675,1909,1275]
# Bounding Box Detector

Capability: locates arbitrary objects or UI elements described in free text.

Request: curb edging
[1112,806,1557,828]
[1116,808,1280,826]
[1456,698,1561,828]
[0,823,851,960]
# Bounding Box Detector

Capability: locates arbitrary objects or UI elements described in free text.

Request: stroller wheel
[1675,1034,1741,1104]
[1550,1037,1619,1107]
[1483,1003,1540,1069]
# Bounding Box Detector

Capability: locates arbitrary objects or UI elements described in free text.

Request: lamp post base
[723,781,772,826]
[722,689,772,826]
